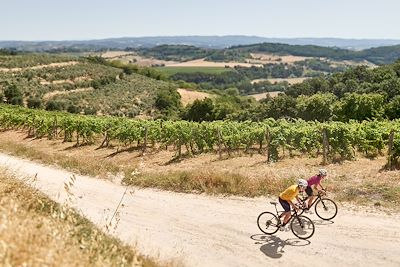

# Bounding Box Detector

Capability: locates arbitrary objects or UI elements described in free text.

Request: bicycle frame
[272,201,303,225]
[299,190,324,208]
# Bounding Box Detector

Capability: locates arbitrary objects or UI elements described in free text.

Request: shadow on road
[250,234,310,259]
[312,219,334,226]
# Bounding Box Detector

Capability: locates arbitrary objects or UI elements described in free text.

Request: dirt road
[1,152,399,267]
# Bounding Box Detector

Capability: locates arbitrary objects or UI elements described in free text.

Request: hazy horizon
[2,35,400,43]
[2,0,400,41]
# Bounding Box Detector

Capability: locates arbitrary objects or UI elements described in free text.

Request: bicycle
[297,189,338,221]
[257,201,315,240]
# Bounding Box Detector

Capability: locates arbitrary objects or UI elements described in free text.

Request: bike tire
[290,215,315,239]
[314,198,338,220]
[257,212,280,235]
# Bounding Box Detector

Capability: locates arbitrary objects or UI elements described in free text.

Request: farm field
[156,66,232,76]
[177,88,214,106]
[248,91,281,100]
[165,58,263,68]
[251,77,310,85]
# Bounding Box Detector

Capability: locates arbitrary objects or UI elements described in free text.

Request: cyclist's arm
[316,182,325,191]
[289,199,299,211]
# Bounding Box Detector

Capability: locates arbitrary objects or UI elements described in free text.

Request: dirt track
[1,152,399,267]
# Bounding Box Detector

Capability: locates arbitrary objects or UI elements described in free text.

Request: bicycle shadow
[250,234,310,259]
[312,219,334,226]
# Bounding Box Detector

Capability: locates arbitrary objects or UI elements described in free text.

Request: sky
[1,0,400,41]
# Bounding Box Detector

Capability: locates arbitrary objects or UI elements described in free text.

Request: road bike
[297,189,338,221]
[257,201,315,240]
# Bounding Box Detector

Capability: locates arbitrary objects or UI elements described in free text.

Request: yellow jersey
[279,185,299,201]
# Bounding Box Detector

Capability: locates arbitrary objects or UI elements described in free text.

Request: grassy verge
[0,170,164,267]
[123,170,294,197]
[0,140,126,178]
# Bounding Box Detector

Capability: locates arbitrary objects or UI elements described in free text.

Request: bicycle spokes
[290,215,315,239]
[315,198,338,221]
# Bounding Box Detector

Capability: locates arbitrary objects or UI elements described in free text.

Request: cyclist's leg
[278,197,291,225]
[305,186,314,209]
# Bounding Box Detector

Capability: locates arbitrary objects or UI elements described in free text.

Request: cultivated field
[248,91,282,100]
[251,77,310,85]
[249,53,313,64]
[157,66,232,76]
[165,58,263,68]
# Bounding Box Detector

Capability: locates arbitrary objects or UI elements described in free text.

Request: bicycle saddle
[270,201,278,205]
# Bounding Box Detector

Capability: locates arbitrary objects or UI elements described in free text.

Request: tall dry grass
[0,170,165,267]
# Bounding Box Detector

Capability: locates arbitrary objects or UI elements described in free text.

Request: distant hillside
[2,36,400,51]
[0,53,175,117]
[134,43,400,65]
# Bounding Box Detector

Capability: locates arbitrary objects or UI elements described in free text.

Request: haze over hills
[2,35,400,51]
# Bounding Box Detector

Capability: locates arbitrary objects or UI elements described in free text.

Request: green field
[155,66,233,76]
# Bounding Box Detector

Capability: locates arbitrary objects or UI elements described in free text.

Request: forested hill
[2,36,400,50]
[224,43,400,65]
[134,43,400,65]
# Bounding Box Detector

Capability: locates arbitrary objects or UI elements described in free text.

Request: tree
[183,98,214,121]
[296,93,337,121]
[4,84,23,104]
[46,100,64,111]
[27,97,42,109]
[337,93,385,121]
[260,94,297,119]
[67,104,80,114]
[385,96,400,119]
[155,87,182,118]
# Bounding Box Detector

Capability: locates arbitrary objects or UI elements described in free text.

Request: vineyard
[0,104,399,168]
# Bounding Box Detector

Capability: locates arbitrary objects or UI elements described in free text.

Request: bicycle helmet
[297,179,308,188]
[319,169,328,176]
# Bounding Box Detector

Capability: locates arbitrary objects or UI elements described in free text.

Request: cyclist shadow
[250,234,310,259]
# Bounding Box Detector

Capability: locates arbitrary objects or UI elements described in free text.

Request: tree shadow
[105,146,142,158]
[250,234,310,259]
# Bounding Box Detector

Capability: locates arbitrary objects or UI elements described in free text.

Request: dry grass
[249,53,312,64]
[0,61,79,72]
[0,169,164,267]
[247,91,281,101]
[251,77,310,85]
[177,88,213,106]
[165,58,263,68]
[0,130,399,210]
[42,87,94,100]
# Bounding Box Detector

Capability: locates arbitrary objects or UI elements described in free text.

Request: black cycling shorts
[279,197,291,212]
[305,186,313,196]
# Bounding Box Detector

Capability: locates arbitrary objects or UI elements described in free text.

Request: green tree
[183,98,214,121]
[46,100,64,111]
[260,94,297,119]
[337,93,385,121]
[4,84,23,104]
[296,93,337,121]
[27,97,42,109]
[155,87,182,118]
[385,96,400,119]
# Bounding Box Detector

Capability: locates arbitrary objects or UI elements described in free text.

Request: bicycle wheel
[290,215,315,239]
[257,212,280,235]
[314,198,338,220]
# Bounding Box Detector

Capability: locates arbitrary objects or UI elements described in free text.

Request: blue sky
[2,0,400,41]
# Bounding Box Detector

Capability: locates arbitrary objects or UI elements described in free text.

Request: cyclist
[278,179,308,229]
[305,169,328,210]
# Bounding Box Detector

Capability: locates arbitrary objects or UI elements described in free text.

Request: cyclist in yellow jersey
[278,179,308,227]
